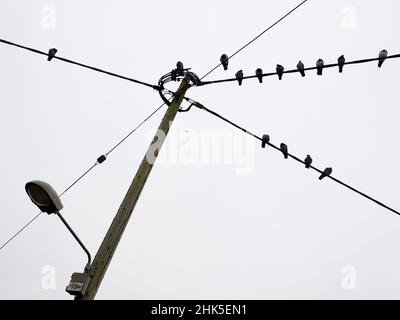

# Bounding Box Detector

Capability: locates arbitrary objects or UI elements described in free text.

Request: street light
[25,180,92,297]
[25,180,63,214]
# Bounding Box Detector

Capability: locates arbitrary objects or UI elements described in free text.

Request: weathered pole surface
[79,79,189,300]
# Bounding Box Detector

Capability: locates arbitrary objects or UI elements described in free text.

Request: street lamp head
[25,180,63,214]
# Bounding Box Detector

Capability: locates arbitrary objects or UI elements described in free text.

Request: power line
[0,212,43,251]
[104,103,166,156]
[0,102,166,252]
[199,53,400,86]
[1,0,310,213]
[0,78,187,253]
[0,0,315,261]
[60,101,167,198]
[183,96,400,216]
[0,29,199,253]
[0,39,159,90]
[0,0,315,255]
[200,0,309,80]
[58,163,98,198]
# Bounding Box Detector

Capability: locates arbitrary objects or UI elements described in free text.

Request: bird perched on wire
[170,69,177,81]
[319,167,332,180]
[235,70,244,86]
[378,49,388,68]
[256,68,263,83]
[220,54,229,71]
[261,134,270,148]
[297,61,305,77]
[280,143,288,159]
[304,155,312,168]
[276,64,284,80]
[338,55,345,73]
[176,61,184,76]
[316,59,324,75]
[47,48,57,61]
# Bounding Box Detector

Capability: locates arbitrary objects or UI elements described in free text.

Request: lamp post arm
[56,212,92,270]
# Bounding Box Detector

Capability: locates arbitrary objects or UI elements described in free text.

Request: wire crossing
[199,53,400,86]
[183,96,400,217]
[0,39,158,90]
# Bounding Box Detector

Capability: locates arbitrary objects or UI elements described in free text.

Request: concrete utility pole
[71,79,189,300]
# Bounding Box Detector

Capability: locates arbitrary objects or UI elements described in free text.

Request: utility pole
[70,78,190,300]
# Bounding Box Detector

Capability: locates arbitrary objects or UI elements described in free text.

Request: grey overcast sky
[1,0,400,299]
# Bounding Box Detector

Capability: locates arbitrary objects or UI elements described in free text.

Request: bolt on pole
[73,79,190,300]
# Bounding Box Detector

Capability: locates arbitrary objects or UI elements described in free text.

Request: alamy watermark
[145,126,256,176]
[341,5,358,30]
[41,265,56,290]
[41,5,57,30]
[341,264,356,290]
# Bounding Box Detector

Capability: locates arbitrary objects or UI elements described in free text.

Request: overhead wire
[183,96,400,216]
[0,38,159,90]
[0,0,311,251]
[199,54,400,86]
[200,0,309,80]
[0,101,167,252]
[0,212,43,251]
[58,99,168,199]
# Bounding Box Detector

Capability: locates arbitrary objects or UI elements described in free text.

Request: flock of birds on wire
[220,50,389,85]
[44,47,390,182]
[260,134,332,180]
[213,49,388,180]
[46,46,389,88]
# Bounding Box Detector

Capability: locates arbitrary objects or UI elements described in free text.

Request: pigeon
[378,49,388,68]
[319,167,333,180]
[297,61,305,77]
[256,68,263,83]
[170,69,177,81]
[280,143,288,159]
[304,155,312,168]
[176,61,184,76]
[47,48,57,61]
[316,59,324,75]
[220,54,229,71]
[338,55,345,73]
[276,64,284,80]
[261,134,270,148]
[235,70,244,86]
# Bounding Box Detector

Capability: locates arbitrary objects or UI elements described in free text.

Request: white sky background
[1,0,400,299]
